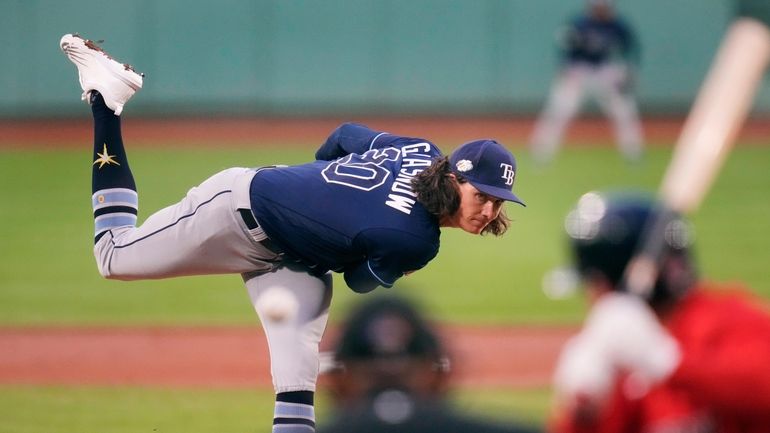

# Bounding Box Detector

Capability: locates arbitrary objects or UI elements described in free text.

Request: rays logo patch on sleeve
[93,143,120,169]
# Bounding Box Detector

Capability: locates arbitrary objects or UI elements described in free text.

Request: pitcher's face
[445,180,504,235]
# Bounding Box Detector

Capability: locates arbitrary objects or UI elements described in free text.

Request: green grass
[0,385,548,433]
[1,144,769,325]
[1,142,768,433]
[451,387,551,426]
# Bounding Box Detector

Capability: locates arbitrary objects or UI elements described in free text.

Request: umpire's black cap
[333,295,443,363]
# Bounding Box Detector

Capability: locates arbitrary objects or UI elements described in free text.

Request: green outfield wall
[2,0,768,117]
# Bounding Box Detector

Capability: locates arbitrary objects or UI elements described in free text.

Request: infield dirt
[0,325,574,388]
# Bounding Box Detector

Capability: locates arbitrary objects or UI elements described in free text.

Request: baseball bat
[625,17,770,297]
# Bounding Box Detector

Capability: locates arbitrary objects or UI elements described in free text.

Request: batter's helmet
[565,191,696,306]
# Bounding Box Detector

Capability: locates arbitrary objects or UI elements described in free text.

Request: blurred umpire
[549,191,770,433]
[318,295,541,433]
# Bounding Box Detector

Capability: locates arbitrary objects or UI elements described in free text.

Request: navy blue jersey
[560,13,638,66]
[249,123,443,293]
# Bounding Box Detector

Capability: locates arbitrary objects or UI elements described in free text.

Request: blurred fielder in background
[549,191,770,433]
[320,295,541,433]
[60,33,526,433]
[529,0,644,164]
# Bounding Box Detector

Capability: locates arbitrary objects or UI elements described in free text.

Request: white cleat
[60,34,143,116]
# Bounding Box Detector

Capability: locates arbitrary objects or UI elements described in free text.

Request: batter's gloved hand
[552,292,681,408]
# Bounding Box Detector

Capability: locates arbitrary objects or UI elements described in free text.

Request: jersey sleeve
[557,20,580,63]
[315,122,438,161]
[315,122,392,161]
[343,262,387,294]
[667,292,770,416]
[617,19,641,65]
[343,229,439,294]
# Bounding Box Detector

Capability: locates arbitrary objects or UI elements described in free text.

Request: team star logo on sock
[93,143,120,169]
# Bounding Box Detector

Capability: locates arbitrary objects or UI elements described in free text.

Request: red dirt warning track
[3,116,770,148]
[0,325,574,389]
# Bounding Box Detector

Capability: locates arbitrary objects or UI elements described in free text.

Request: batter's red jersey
[551,283,770,433]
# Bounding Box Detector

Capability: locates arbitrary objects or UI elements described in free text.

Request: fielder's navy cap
[449,139,526,206]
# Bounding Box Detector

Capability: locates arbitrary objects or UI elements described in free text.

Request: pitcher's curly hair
[412,156,510,236]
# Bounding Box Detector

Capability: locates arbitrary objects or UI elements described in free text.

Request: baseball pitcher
[60,34,526,433]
